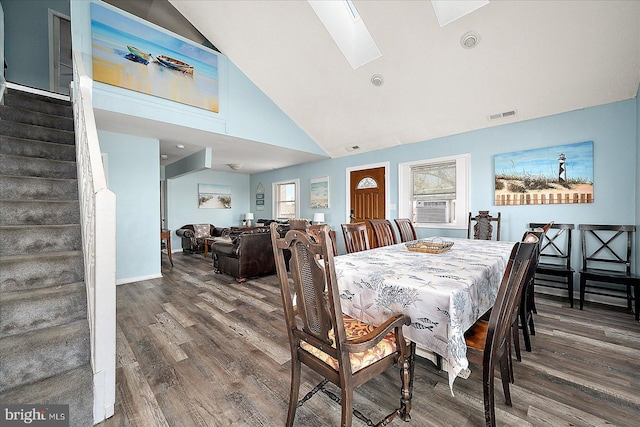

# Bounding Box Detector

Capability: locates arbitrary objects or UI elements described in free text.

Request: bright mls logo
[1,405,69,426]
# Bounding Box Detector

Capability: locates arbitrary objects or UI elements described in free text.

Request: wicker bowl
[405,238,454,254]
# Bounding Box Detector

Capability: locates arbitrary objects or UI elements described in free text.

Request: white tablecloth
[333,237,515,392]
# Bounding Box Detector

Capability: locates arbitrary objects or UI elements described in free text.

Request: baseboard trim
[116,273,162,286]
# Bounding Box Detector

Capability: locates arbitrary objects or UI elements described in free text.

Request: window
[398,154,469,229]
[272,179,300,219]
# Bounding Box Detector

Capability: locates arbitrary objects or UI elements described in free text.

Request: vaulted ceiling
[103,1,640,170]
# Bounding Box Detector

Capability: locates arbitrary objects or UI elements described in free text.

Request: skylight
[345,0,360,20]
[431,0,489,27]
[308,0,381,69]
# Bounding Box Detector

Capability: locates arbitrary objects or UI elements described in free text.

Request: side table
[161,229,173,266]
[203,237,215,258]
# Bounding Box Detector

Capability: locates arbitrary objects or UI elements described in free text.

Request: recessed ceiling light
[461,31,481,49]
[371,74,384,86]
[176,144,185,149]
[227,163,243,170]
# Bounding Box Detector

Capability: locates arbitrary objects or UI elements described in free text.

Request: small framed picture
[310,176,329,208]
[256,199,265,205]
[256,193,264,199]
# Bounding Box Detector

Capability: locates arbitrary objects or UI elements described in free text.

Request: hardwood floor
[98,252,640,427]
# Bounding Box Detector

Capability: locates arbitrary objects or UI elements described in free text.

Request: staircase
[0,88,94,426]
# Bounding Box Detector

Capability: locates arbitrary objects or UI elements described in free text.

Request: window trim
[398,154,469,229]
[272,179,300,220]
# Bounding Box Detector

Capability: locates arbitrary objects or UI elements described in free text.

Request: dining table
[333,237,516,394]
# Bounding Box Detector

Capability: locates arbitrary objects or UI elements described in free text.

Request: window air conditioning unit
[415,200,449,223]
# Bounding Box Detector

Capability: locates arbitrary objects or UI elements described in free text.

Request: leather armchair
[176,224,228,254]
[212,225,288,282]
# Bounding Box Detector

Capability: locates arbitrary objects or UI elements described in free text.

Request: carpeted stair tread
[0,363,93,427]
[0,120,74,145]
[0,135,76,161]
[0,281,87,338]
[0,250,84,293]
[0,200,80,225]
[0,154,77,179]
[0,175,78,200]
[0,224,82,256]
[0,319,91,393]
[0,105,74,131]
[0,88,91,423]
[2,90,73,117]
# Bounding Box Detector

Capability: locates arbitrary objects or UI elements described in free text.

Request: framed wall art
[310,176,329,208]
[198,184,231,209]
[91,2,220,113]
[494,141,593,205]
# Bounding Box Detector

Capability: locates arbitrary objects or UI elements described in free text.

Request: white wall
[98,130,161,284]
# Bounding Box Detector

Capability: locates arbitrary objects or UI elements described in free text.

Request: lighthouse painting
[494,141,593,205]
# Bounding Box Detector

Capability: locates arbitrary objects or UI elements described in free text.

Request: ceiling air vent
[488,110,517,121]
[345,145,361,152]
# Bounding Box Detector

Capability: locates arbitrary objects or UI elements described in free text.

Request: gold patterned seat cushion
[299,315,400,373]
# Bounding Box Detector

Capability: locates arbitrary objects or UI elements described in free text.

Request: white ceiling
[168,0,640,161]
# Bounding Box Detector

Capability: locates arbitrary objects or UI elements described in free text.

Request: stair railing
[71,50,116,424]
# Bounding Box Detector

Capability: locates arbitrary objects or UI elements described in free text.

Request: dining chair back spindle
[308,224,338,257]
[270,223,416,427]
[529,222,575,307]
[579,224,640,320]
[341,222,371,254]
[394,218,417,242]
[369,219,398,248]
[468,211,501,241]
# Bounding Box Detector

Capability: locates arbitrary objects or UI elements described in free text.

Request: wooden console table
[161,229,173,266]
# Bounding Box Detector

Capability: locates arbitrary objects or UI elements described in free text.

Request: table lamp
[313,213,325,225]
[245,212,254,227]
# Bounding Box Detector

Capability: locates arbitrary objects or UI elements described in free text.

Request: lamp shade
[245,213,254,220]
[313,213,325,224]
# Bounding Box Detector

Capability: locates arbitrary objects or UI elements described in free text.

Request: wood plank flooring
[98,252,640,427]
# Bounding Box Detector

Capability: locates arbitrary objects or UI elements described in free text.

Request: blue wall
[166,169,250,245]
[252,99,638,272]
[63,0,325,282]
[1,0,70,90]
[98,131,161,284]
[70,0,326,158]
[636,84,640,270]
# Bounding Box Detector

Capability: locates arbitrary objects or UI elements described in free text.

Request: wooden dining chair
[468,211,501,241]
[369,219,398,248]
[308,224,338,256]
[579,224,640,320]
[513,231,542,359]
[394,218,417,242]
[529,223,575,307]
[270,223,416,427]
[341,222,371,254]
[464,241,536,427]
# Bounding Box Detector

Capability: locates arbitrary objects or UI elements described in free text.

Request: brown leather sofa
[176,224,229,254]
[211,225,289,282]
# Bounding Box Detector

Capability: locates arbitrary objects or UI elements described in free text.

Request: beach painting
[495,141,594,205]
[310,176,329,208]
[90,2,219,112]
[198,184,231,209]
